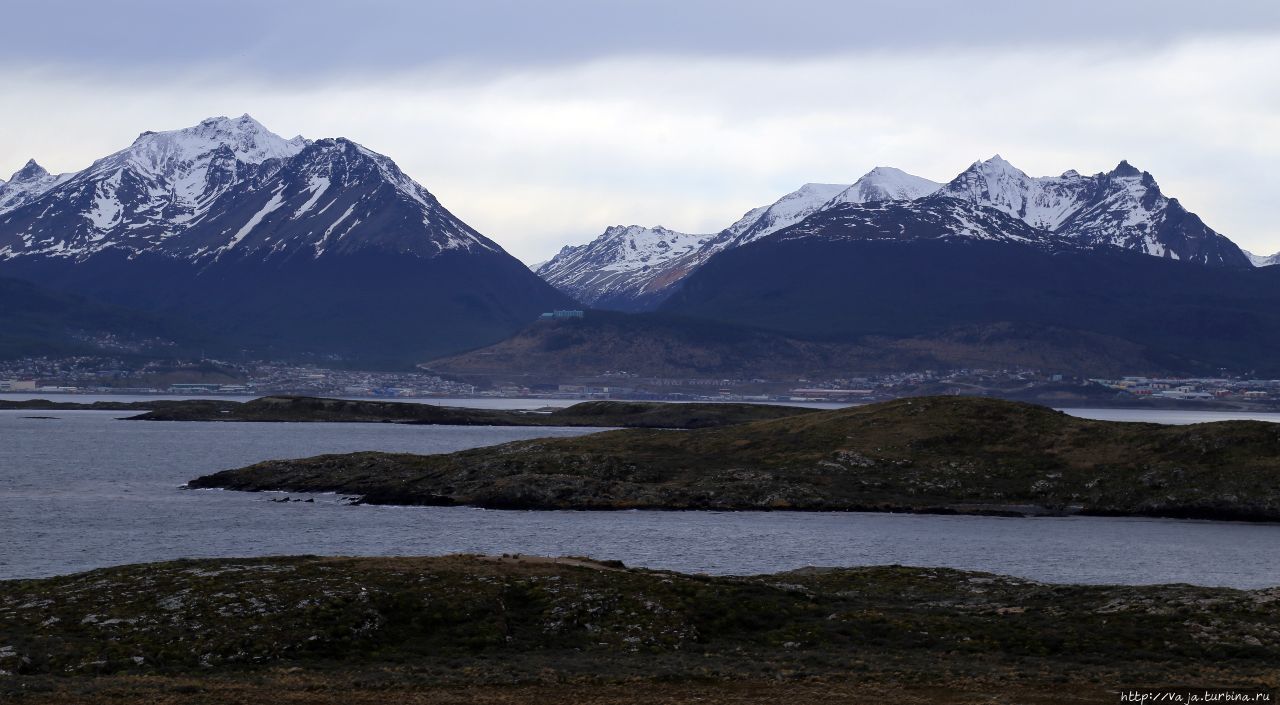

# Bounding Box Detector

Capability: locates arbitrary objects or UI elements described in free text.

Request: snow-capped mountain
[539,155,1252,311]
[537,168,941,310]
[659,191,1280,378]
[722,170,941,246]
[0,114,500,262]
[811,167,941,215]
[536,225,717,309]
[1246,250,1280,267]
[0,115,570,362]
[655,164,1278,375]
[938,156,1250,267]
[535,185,847,311]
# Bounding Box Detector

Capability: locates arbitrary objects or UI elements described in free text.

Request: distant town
[1,355,1278,410]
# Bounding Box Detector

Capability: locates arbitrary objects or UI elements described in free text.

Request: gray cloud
[5,0,1280,77]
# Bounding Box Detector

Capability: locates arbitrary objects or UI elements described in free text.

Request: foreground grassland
[192,396,1280,520]
[1,555,1277,704]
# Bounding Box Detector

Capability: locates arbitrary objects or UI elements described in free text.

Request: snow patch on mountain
[224,187,287,253]
[725,183,848,245]
[291,176,330,219]
[775,196,1052,249]
[1245,250,1280,267]
[86,170,125,230]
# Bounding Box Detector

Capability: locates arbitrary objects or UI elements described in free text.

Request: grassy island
[190,396,1280,521]
[127,395,817,429]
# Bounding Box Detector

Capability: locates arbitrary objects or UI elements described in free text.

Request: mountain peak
[1110,160,1142,178]
[10,159,49,182]
[601,224,692,241]
[828,167,941,207]
[200,113,263,130]
[977,154,1026,175]
[604,224,656,237]
[863,166,916,180]
[123,114,308,167]
[953,155,1031,185]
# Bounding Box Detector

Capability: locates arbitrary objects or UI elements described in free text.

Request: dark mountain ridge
[659,199,1280,375]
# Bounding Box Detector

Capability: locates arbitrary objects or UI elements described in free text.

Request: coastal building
[168,383,223,394]
[539,310,585,320]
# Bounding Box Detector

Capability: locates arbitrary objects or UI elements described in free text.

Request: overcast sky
[2,0,1278,262]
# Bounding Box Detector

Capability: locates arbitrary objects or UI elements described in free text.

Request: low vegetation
[1,555,1276,703]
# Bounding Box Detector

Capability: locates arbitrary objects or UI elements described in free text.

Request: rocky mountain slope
[0,115,571,364]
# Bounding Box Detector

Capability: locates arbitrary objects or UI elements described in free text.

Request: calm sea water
[4,392,1280,423]
[2,408,1278,588]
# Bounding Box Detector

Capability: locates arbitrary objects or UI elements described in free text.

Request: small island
[2,395,819,428]
[124,395,819,429]
[1,555,1275,703]
[190,396,1280,521]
